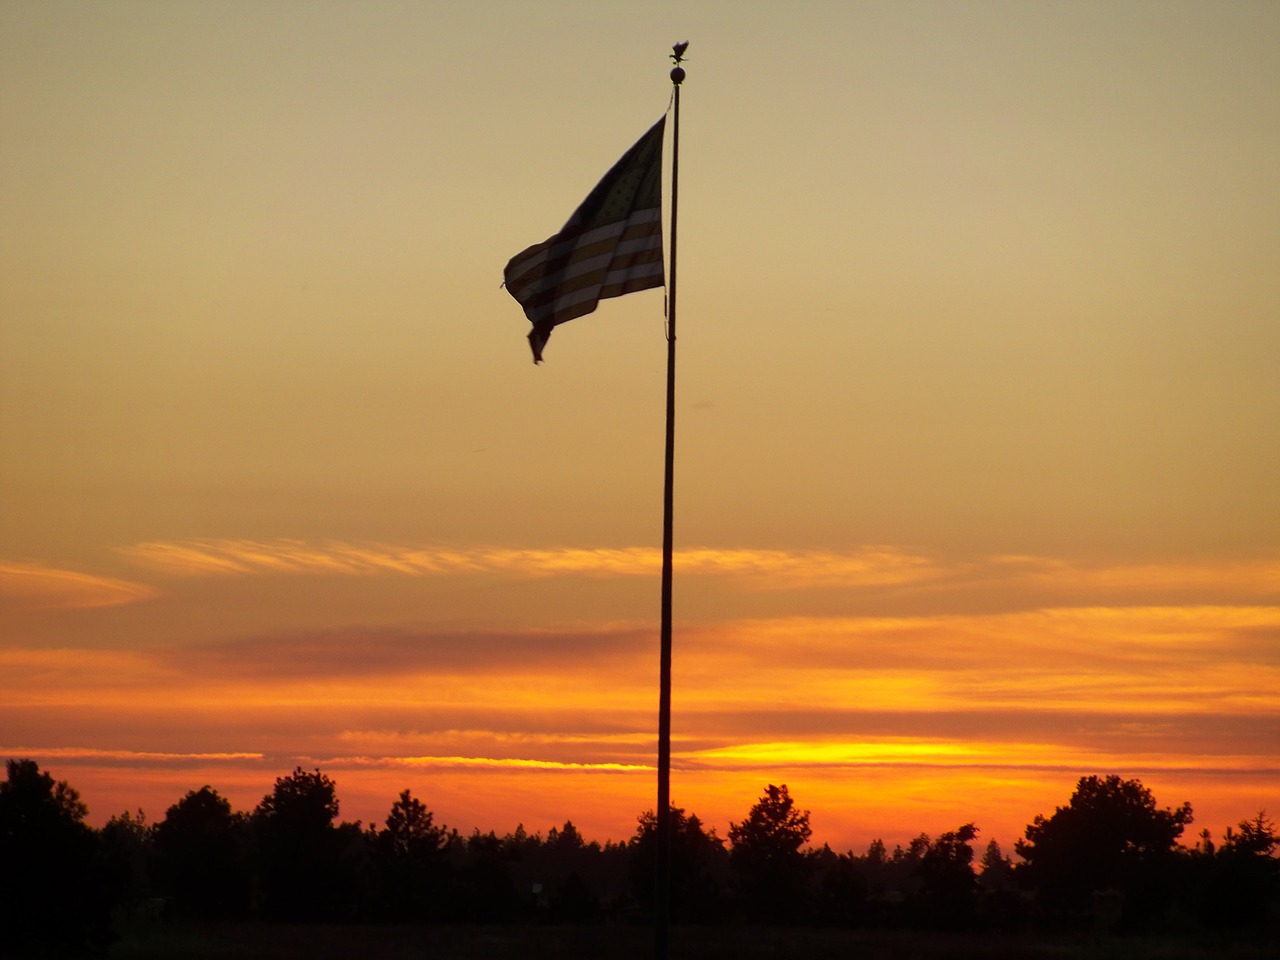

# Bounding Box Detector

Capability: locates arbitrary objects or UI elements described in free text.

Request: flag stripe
[513,220,664,330]
[504,117,665,362]
[510,234,663,305]
[505,209,662,287]
[524,260,666,325]
[506,214,664,305]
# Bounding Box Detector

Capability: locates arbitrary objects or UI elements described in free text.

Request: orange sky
[2,1,1278,854]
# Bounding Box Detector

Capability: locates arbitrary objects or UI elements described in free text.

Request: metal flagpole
[655,40,686,960]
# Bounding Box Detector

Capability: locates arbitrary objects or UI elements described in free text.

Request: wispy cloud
[119,539,942,588]
[0,562,155,611]
[0,647,173,696]
[13,605,1278,718]
[0,746,263,764]
[698,606,1280,671]
[987,554,1280,597]
[14,544,1280,844]
[154,624,653,680]
[11,605,1277,767]
[115,540,1280,610]
[317,754,650,773]
[679,607,1280,722]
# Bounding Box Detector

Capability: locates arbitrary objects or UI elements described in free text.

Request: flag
[504,117,666,362]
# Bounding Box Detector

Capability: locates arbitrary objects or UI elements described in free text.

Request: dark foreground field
[104,920,1277,960]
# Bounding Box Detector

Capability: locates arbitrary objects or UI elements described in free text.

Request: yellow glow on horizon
[683,736,1276,777]
[692,738,995,765]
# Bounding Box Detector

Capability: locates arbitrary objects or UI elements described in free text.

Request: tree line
[1,758,1276,955]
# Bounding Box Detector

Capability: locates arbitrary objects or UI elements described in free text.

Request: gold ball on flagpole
[670,66,685,85]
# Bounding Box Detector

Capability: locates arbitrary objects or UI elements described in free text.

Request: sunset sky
[3,0,1278,855]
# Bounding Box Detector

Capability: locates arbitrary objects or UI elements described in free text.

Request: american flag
[504,117,666,363]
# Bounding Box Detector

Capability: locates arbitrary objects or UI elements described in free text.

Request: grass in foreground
[102,920,1278,960]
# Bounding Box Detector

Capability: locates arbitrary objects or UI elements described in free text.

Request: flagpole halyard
[655,40,686,960]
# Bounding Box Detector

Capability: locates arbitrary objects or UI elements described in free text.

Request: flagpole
[656,41,685,960]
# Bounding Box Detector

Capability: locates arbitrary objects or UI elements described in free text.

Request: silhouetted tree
[0,759,110,954]
[539,821,607,920]
[912,823,979,929]
[154,786,251,919]
[99,809,154,915]
[333,818,377,919]
[978,837,1013,886]
[1189,811,1280,930]
[252,767,350,921]
[808,844,868,925]
[852,836,902,925]
[630,805,728,921]
[1015,775,1192,930]
[548,820,578,846]
[373,788,454,920]
[15,760,1280,936]
[728,784,813,921]
[482,820,618,921]
[547,870,599,922]
[976,837,1026,928]
[455,829,519,921]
